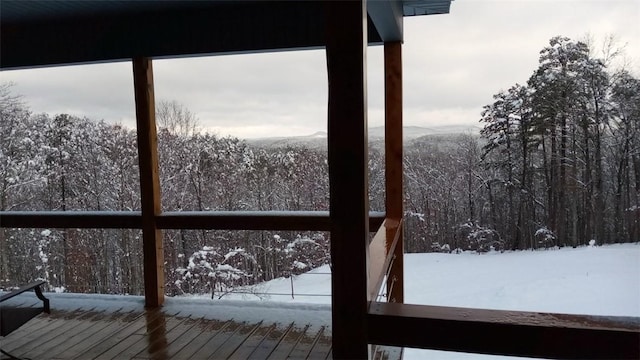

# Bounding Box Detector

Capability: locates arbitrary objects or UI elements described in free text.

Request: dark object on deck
[0,280,50,336]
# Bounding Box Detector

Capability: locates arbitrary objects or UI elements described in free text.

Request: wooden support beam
[368,302,640,359]
[325,1,370,358]
[384,41,404,303]
[133,57,164,308]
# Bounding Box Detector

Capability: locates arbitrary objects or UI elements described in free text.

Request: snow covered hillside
[210,243,640,359]
[218,243,640,315]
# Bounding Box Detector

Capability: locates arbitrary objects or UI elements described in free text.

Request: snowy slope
[217,243,639,316]
[403,243,640,317]
[205,264,332,303]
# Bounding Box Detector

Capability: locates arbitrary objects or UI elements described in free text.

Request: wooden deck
[0,308,332,360]
[0,293,333,360]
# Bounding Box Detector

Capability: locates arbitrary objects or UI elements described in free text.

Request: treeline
[0,36,638,296]
[0,95,336,295]
[405,36,639,252]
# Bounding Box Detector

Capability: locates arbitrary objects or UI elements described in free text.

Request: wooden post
[385,41,404,303]
[325,0,370,358]
[133,57,165,308]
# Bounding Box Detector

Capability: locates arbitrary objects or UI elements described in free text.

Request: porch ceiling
[0,0,452,70]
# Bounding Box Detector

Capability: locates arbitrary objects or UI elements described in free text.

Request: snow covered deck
[0,293,334,359]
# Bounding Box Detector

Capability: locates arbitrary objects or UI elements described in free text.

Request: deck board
[248,322,294,359]
[288,325,322,359]
[93,309,168,360]
[0,302,332,360]
[53,310,138,359]
[191,320,243,359]
[134,315,198,359]
[0,310,51,344]
[267,324,310,359]
[207,321,263,359]
[25,310,112,359]
[160,318,212,358]
[3,308,96,352]
[131,311,190,358]
[170,319,233,359]
[114,313,187,359]
[97,334,146,360]
[229,322,276,359]
[307,326,332,360]
[72,311,147,359]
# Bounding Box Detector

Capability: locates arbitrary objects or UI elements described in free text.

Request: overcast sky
[1,0,638,139]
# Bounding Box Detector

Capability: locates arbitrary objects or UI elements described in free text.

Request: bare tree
[156,100,199,137]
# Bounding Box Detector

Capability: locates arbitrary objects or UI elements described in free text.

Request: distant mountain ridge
[246,124,479,148]
[368,124,479,139]
[246,132,327,148]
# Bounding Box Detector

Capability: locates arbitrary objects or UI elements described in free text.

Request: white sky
[1,0,638,139]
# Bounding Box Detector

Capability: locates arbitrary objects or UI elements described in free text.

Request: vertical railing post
[325,0,370,358]
[385,41,404,303]
[133,57,164,307]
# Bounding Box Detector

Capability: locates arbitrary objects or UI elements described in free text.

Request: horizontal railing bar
[158,211,385,231]
[0,211,386,232]
[0,211,142,229]
[367,302,640,359]
[368,218,402,300]
[214,291,331,297]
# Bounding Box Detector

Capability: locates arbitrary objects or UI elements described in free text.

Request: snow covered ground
[207,242,640,359]
[213,242,640,315]
[404,243,640,317]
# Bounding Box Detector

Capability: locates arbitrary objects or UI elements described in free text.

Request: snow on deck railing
[368,218,403,301]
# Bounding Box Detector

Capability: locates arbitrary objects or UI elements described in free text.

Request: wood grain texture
[324,0,369,358]
[368,302,640,359]
[384,41,404,304]
[133,57,164,308]
[0,309,332,360]
[368,218,401,301]
[0,211,385,231]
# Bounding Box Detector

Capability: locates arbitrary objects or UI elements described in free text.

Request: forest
[0,36,638,297]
